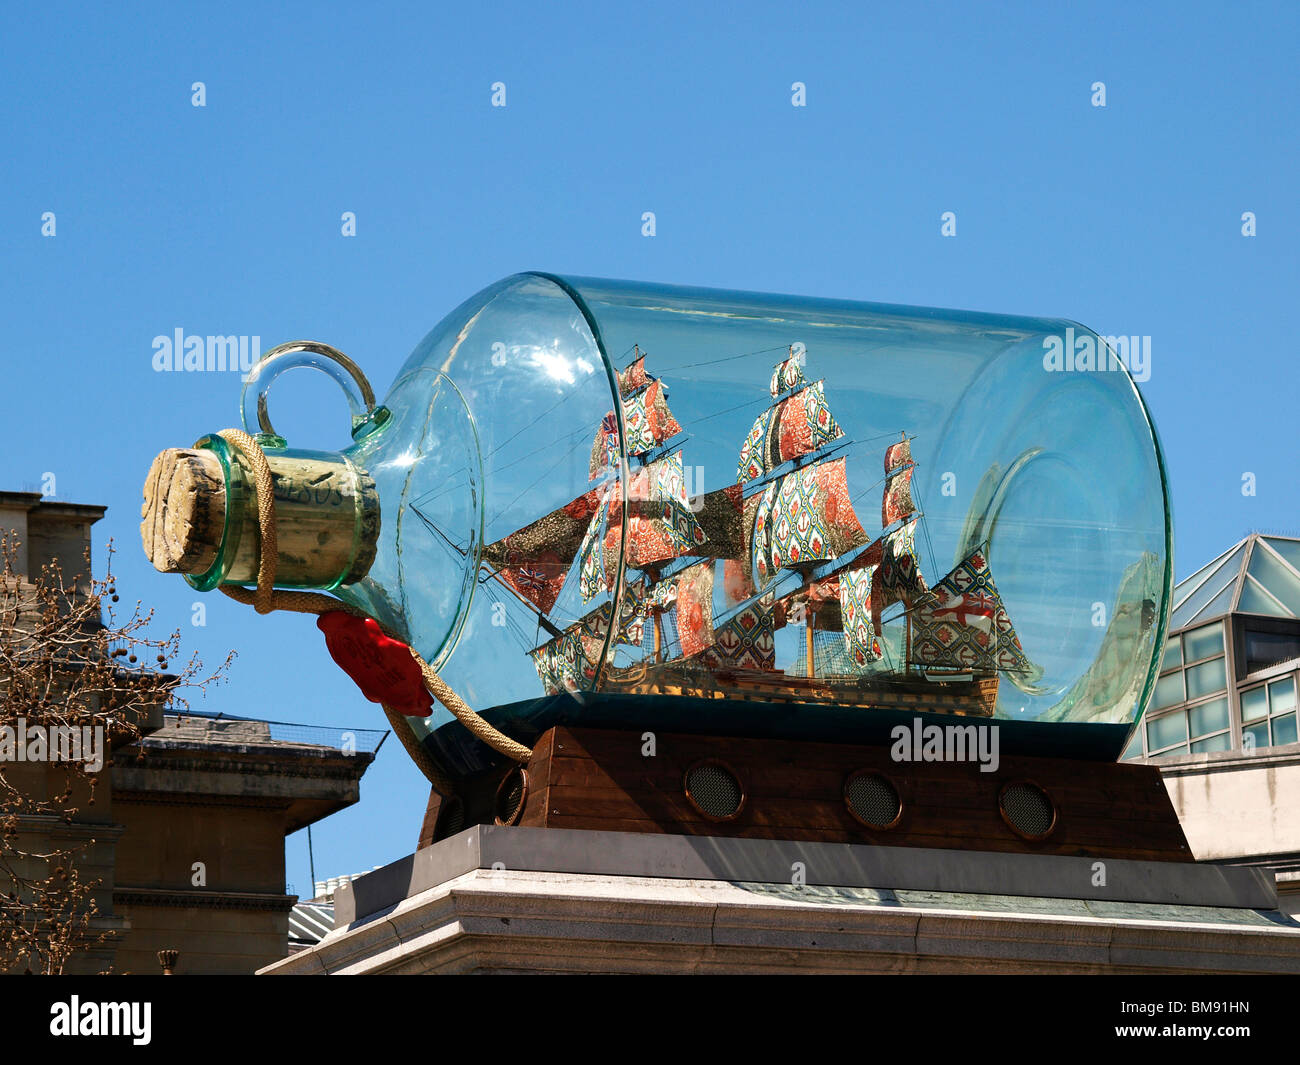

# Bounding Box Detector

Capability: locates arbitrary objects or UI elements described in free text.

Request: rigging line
[861,429,923,446]
[879,622,897,672]
[484,384,591,460]
[486,432,591,529]
[411,476,470,509]
[850,469,891,507]
[910,479,943,586]
[503,610,539,651]
[492,603,530,644]
[409,505,469,560]
[419,425,595,512]
[654,343,790,375]
[692,395,770,424]
[421,421,598,509]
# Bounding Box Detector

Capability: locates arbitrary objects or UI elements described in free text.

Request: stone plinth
[260,827,1300,975]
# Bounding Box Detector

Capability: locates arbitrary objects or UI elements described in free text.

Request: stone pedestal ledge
[261,863,1300,975]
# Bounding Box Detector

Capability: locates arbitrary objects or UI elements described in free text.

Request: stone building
[0,491,382,973]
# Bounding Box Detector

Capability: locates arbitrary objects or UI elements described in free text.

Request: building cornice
[1157,743,1300,778]
[113,886,298,912]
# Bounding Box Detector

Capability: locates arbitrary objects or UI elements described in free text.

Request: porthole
[494,767,528,826]
[998,780,1057,841]
[843,769,902,830]
[684,759,745,821]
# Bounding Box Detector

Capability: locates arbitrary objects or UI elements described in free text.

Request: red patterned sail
[481,488,603,615]
[618,354,651,397]
[769,353,807,398]
[674,561,716,659]
[604,451,708,571]
[772,380,844,466]
[882,437,916,526]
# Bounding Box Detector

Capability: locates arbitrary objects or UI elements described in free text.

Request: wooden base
[420,725,1192,863]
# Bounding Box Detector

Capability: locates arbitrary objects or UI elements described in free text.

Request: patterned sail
[875,517,936,612]
[604,451,708,571]
[674,561,716,659]
[839,563,883,666]
[701,593,777,671]
[884,437,911,473]
[785,537,883,633]
[883,466,915,527]
[618,353,651,398]
[723,493,763,606]
[589,379,683,480]
[773,381,843,466]
[587,592,656,653]
[692,483,744,559]
[908,546,1032,673]
[882,437,916,527]
[530,592,654,694]
[753,457,869,588]
[738,406,778,484]
[481,488,604,615]
[737,380,843,483]
[529,628,596,695]
[576,488,612,602]
[769,353,807,398]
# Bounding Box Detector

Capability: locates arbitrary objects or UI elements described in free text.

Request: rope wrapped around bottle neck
[212,428,533,795]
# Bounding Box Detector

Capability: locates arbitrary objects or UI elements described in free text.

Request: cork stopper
[140,443,380,588]
[141,448,227,575]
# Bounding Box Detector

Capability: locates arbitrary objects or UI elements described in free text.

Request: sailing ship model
[481,344,1035,719]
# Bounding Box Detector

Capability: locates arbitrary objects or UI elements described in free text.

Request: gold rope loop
[209,428,532,793]
[216,428,278,615]
[409,651,534,763]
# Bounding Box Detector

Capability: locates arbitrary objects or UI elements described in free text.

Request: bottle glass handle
[240,340,388,447]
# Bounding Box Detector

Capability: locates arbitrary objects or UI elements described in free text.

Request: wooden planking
[540,753,1176,826]
[534,782,1186,851]
[516,725,1192,862]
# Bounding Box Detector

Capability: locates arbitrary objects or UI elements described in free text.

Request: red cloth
[317,612,434,717]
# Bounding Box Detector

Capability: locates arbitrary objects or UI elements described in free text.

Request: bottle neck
[141,435,380,593]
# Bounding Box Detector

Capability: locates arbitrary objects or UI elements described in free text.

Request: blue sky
[2,2,1297,890]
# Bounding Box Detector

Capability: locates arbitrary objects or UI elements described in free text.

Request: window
[1188,696,1229,736]
[1240,675,1299,750]
[1185,657,1227,700]
[1183,621,1224,663]
[1241,685,1269,722]
[1152,670,1184,711]
[1147,694,1231,761]
[1151,622,1227,718]
[1147,711,1188,753]
[1160,640,1182,673]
